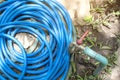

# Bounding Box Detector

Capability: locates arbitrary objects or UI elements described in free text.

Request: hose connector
[83,46,108,75]
[70,42,108,75]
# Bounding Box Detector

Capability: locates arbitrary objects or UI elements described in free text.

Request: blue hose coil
[0,0,74,80]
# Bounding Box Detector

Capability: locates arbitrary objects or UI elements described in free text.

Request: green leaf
[83,15,94,23]
[88,75,95,80]
[113,11,120,16]
[103,21,109,26]
[95,62,100,65]
[71,61,76,73]
[115,11,120,16]
[101,46,111,50]
[76,75,83,80]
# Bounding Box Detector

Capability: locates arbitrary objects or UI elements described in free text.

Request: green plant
[105,53,118,74]
[83,15,94,23]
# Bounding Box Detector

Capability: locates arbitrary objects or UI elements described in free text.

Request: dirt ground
[69,0,120,80]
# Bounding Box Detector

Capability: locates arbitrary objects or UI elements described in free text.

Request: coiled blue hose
[0,0,74,80]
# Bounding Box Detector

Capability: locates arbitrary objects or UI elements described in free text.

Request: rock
[104,48,120,80]
[98,16,120,38]
[0,0,4,3]
[14,33,36,53]
[57,0,90,23]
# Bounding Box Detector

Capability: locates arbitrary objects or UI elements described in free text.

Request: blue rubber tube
[0,0,74,80]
